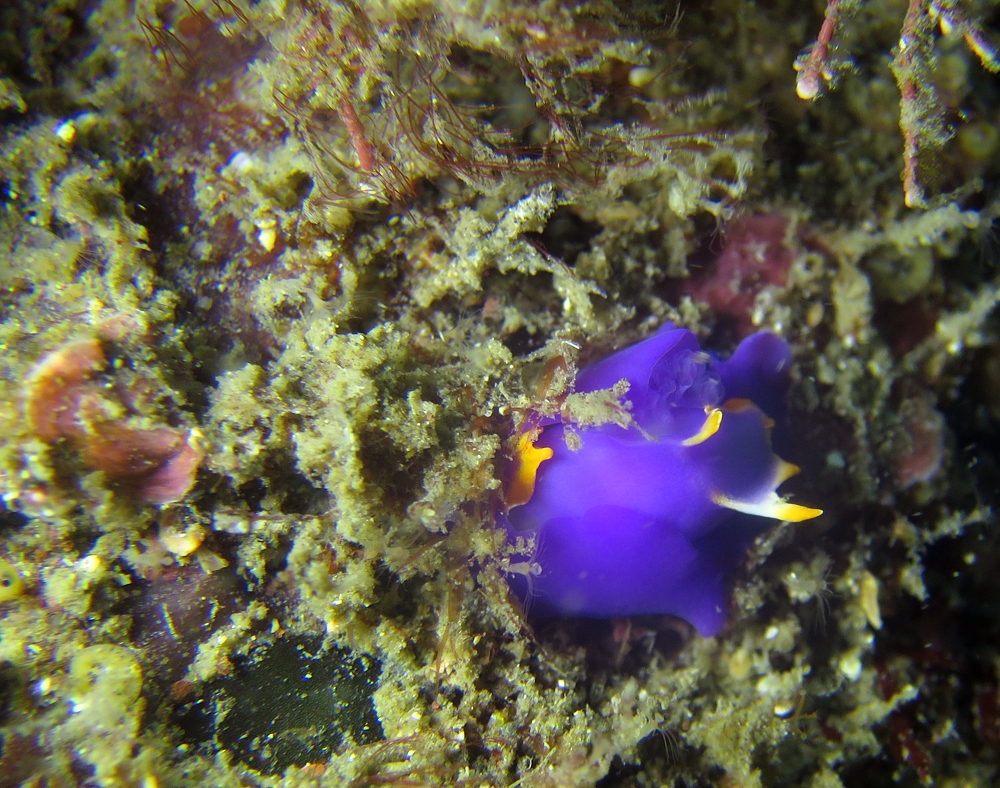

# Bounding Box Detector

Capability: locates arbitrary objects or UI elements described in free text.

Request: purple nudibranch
[504,327,822,636]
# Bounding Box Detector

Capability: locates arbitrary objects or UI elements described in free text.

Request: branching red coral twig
[795,0,843,101]
[892,0,944,209]
[796,0,1000,208]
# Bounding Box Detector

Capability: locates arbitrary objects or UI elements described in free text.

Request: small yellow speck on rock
[0,558,24,602]
[860,570,882,630]
[68,644,143,704]
[160,523,206,558]
[727,647,752,681]
[628,66,656,89]
[257,225,277,252]
[805,302,824,328]
[54,119,76,143]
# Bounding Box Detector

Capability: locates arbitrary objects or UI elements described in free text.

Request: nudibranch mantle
[505,327,822,636]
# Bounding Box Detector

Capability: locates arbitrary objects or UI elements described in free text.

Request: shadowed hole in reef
[0,661,18,725]
[208,636,382,775]
[278,468,330,515]
[839,755,896,787]
[753,737,820,788]
[0,511,28,531]
[357,425,430,514]
[134,568,248,688]
[523,205,602,267]
[595,753,641,787]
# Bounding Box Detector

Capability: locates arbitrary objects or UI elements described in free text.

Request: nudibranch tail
[506,430,554,508]
[712,491,823,522]
[702,400,822,523]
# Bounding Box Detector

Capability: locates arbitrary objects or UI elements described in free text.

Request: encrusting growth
[23,337,203,505]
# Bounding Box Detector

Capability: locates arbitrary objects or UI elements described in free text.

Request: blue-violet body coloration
[506,327,822,636]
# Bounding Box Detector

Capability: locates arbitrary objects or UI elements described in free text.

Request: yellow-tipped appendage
[706,400,823,523]
[682,407,723,446]
[711,460,823,523]
[506,430,554,508]
[712,491,823,523]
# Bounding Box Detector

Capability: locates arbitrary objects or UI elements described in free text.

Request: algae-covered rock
[210,636,382,774]
[1,1,1000,786]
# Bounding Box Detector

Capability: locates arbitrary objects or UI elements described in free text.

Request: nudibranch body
[505,328,821,636]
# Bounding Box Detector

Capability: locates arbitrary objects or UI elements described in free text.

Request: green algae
[210,637,382,774]
[0,0,999,786]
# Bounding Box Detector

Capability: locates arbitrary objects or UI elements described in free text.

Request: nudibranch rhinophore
[504,327,822,637]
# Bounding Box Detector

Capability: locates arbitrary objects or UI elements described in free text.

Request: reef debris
[23,336,203,505]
